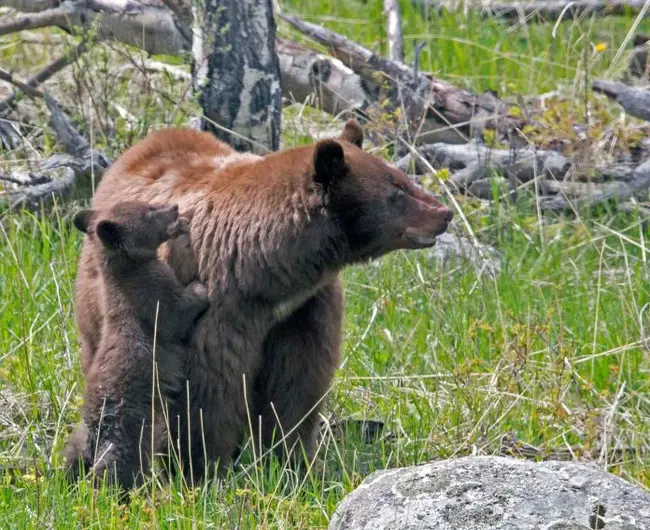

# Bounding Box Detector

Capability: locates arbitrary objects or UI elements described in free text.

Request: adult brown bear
[74,119,452,482]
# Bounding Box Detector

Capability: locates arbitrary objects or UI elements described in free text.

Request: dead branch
[592,80,650,122]
[396,141,570,185]
[0,68,43,99]
[383,0,403,63]
[0,4,78,37]
[537,158,650,211]
[0,119,23,149]
[280,13,524,144]
[0,86,111,209]
[0,41,88,113]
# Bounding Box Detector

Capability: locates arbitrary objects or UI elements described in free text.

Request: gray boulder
[328,456,650,530]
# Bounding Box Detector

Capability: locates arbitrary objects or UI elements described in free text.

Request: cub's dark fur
[65,201,209,490]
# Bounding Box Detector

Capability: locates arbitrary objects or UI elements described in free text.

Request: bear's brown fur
[75,120,452,482]
[66,201,209,489]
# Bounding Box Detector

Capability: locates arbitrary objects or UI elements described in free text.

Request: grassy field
[2,0,650,528]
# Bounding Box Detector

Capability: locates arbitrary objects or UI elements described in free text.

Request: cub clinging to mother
[66,201,209,489]
[74,119,452,483]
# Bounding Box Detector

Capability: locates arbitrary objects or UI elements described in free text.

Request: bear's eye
[390,188,406,203]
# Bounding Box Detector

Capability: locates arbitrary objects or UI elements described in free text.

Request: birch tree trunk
[198,0,282,153]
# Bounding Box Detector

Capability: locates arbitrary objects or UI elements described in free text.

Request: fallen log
[0,0,188,55]
[396,142,571,186]
[276,38,371,117]
[0,0,377,121]
[592,80,650,122]
[280,13,525,144]
[537,159,650,211]
[1,0,524,143]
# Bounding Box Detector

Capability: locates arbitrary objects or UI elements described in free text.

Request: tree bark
[383,0,403,63]
[198,0,282,153]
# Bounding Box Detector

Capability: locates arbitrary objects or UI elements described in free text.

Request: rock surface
[427,232,502,277]
[328,456,650,530]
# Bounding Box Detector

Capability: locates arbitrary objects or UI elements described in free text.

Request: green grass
[1,196,650,528]
[282,0,650,94]
[2,0,650,527]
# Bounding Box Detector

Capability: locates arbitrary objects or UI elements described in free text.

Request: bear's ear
[314,139,347,190]
[340,119,363,148]
[96,220,123,248]
[73,209,94,234]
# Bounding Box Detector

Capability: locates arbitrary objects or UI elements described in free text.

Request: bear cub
[65,201,210,490]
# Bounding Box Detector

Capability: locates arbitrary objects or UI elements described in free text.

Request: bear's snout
[435,206,453,224]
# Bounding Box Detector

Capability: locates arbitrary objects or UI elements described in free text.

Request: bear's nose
[439,207,453,223]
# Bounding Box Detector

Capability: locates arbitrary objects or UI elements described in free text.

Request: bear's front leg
[253,280,343,466]
[64,421,93,481]
[169,306,266,484]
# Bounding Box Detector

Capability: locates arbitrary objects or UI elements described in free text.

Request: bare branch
[280,13,523,144]
[383,0,403,63]
[0,4,78,37]
[0,42,88,113]
[538,158,650,211]
[1,92,111,210]
[0,68,43,99]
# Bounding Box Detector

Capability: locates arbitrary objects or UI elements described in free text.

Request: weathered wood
[2,0,525,143]
[0,41,88,114]
[198,0,282,153]
[0,88,111,209]
[396,142,570,186]
[280,13,524,144]
[0,0,189,56]
[276,38,371,116]
[537,159,650,211]
[592,80,650,122]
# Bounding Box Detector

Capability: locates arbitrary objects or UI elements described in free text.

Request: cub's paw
[187,281,209,302]
[167,217,190,239]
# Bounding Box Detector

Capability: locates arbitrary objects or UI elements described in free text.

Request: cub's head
[314,119,453,262]
[73,201,183,261]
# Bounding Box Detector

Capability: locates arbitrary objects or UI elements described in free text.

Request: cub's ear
[340,119,363,148]
[314,139,346,190]
[73,210,94,234]
[96,220,123,248]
